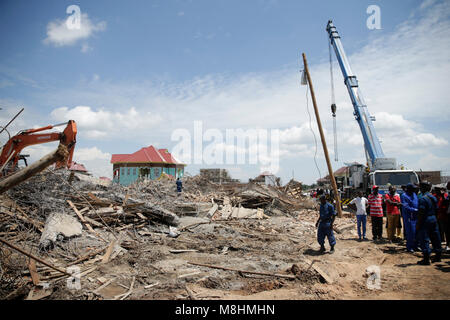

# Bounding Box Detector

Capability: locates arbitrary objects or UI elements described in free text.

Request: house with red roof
[68,161,88,174]
[110,145,186,185]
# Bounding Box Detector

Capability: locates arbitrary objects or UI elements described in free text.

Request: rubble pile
[227,182,315,216]
[0,168,325,300]
[199,169,239,184]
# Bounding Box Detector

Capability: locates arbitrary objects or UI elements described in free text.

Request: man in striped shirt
[368,185,384,241]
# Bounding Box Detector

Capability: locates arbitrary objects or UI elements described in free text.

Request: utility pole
[302,53,342,217]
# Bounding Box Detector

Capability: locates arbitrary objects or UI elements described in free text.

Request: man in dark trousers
[401,183,419,252]
[416,182,442,265]
[368,185,384,242]
[176,177,182,196]
[316,195,337,254]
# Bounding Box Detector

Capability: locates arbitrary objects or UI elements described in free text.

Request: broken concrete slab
[39,212,83,249]
[207,203,218,218]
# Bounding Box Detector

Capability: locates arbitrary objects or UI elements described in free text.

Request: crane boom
[325,20,418,194]
[326,20,396,171]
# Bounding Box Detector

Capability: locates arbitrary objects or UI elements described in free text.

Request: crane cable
[298,52,322,180]
[328,39,338,162]
[304,78,322,180]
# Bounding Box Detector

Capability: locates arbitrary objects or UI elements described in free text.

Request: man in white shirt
[349,191,369,241]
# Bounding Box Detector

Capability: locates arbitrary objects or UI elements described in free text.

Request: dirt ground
[41,211,449,300]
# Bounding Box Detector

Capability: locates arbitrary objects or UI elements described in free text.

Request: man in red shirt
[368,185,384,241]
[435,187,449,251]
[385,186,402,242]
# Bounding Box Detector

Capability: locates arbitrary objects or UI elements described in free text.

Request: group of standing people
[347,181,449,265]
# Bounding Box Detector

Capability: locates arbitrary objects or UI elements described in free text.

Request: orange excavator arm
[0,120,77,176]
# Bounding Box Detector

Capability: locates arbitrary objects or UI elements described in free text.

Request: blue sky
[0,0,449,184]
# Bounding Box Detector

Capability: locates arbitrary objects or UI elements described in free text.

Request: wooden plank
[79,207,89,213]
[123,202,145,209]
[83,216,104,227]
[28,259,40,285]
[169,249,199,254]
[68,246,108,266]
[93,278,115,295]
[101,239,117,264]
[179,221,210,232]
[67,200,95,233]
[302,258,333,284]
[135,212,147,220]
[188,261,296,279]
[144,282,159,289]
[26,287,52,300]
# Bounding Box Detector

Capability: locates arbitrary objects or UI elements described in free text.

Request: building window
[121,168,124,175]
[127,168,131,175]
[133,168,136,175]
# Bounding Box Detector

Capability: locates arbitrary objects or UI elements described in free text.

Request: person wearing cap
[401,183,419,252]
[385,186,402,242]
[315,195,337,253]
[368,185,384,241]
[416,182,442,265]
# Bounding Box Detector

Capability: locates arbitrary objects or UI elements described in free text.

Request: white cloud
[372,112,447,153]
[416,154,450,172]
[81,43,92,53]
[74,147,110,162]
[50,106,163,140]
[44,13,106,48]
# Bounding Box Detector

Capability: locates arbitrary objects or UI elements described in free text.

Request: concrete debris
[39,212,82,249]
[168,226,180,238]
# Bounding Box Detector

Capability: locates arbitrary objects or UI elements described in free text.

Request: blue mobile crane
[326,20,418,195]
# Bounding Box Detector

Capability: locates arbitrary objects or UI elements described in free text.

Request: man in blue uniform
[316,195,337,254]
[416,181,442,265]
[176,178,183,196]
[401,183,419,252]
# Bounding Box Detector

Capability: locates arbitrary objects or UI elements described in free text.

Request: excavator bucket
[56,120,77,169]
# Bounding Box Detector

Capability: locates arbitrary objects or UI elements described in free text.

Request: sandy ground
[46,211,450,300]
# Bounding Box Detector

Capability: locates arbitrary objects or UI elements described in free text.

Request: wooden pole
[0,143,68,194]
[302,53,342,217]
[188,261,296,279]
[0,238,71,276]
